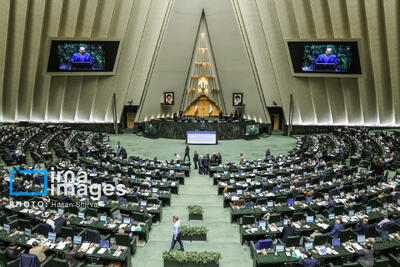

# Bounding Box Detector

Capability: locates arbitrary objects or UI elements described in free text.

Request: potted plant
[181,225,207,241]
[163,250,221,267]
[187,205,204,220]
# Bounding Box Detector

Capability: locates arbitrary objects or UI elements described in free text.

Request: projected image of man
[314,47,337,71]
[71,46,93,70]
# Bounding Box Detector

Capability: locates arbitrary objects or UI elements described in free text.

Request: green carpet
[109,134,297,267]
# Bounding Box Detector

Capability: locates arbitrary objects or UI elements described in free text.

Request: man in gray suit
[354,243,374,267]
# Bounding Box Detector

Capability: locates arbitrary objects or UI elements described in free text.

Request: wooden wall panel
[2,0,29,121]
[364,0,393,124]
[382,0,400,124]
[61,0,99,121]
[31,0,63,121]
[17,0,46,121]
[0,0,11,121]
[0,0,399,126]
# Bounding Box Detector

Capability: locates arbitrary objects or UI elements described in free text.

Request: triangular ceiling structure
[181,11,225,113]
[135,0,270,123]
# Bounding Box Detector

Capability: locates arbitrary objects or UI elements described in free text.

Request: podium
[314,63,336,72]
[71,62,92,70]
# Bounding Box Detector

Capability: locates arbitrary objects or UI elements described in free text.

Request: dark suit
[5,247,20,260]
[298,257,320,267]
[183,146,190,161]
[202,157,209,175]
[54,217,66,234]
[193,153,199,169]
[282,225,295,243]
[355,223,375,237]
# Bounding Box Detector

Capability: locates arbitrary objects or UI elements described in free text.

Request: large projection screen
[284,39,362,78]
[187,131,217,145]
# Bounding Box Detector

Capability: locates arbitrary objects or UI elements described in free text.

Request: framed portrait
[164,92,174,105]
[233,93,243,106]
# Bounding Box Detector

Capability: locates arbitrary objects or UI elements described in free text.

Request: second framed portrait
[233,93,243,106]
[164,92,174,105]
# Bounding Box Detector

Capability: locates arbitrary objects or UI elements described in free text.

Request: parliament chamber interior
[1,0,400,267]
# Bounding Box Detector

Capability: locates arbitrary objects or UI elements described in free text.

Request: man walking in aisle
[170,216,184,251]
[183,144,190,161]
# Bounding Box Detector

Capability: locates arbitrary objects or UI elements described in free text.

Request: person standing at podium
[314,47,337,70]
[71,46,93,69]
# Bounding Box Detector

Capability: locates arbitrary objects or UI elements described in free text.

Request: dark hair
[173,216,178,220]
[32,241,39,247]
[307,250,312,258]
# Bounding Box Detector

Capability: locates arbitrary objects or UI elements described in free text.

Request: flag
[194,105,198,114]
[209,103,213,114]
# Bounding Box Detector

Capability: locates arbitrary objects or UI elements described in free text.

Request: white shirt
[46,218,55,230]
[175,154,180,161]
[172,220,181,238]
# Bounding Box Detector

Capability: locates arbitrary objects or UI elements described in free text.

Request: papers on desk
[20,208,29,213]
[97,248,106,254]
[27,238,37,245]
[292,223,301,229]
[87,247,96,254]
[119,224,127,229]
[316,223,330,230]
[56,242,67,250]
[113,251,122,257]
[80,242,90,251]
[352,243,363,250]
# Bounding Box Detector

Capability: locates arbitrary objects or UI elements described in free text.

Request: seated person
[354,242,374,267]
[309,230,321,241]
[118,227,134,241]
[281,222,295,243]
[354,218,371,236]
[64,243,84,267]
[377,215,390,228]
[298,250,320,267]
[328,220,344,238]
[46,213,56,231]
[5,243,21,260]
[29,241,49,263]
[326,197,336,213]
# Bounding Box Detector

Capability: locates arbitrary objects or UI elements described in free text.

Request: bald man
[315,47,338,69]
[71,46,93,69]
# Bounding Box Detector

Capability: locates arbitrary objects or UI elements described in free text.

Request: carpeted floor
[108,134,298,267]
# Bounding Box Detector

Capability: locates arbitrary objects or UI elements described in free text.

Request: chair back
[365,224,376,238]
[20,254,40,267]
[291,212,304,222]
[38,223,52,236]
[314,234,331,246]
[61,226,74,238]
[339,229,356,242]
[50,258,70,267]
[269,214,281,224]
[256,198,267,205]
[115,233,130,246]
[86,208,98,217]
[255,239,273,250]
[242,215,256,225]
[86,229,100,243]
[286,235,301,247]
